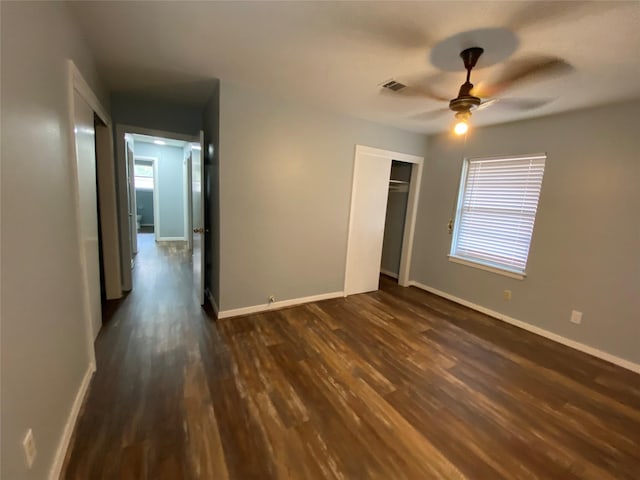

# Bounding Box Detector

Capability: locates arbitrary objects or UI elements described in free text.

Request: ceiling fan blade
[381,83,449,102]
[474,98,554,112]
[473,98,500,112]
[473,56,573,98]
[494,98,555,111]
[410,108,450,122]
[506,1,622,32]
[335,8,432,49]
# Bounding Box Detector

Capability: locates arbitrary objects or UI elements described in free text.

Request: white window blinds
[450,154,546,275]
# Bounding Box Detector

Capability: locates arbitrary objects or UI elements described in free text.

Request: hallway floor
[62,235,640,479]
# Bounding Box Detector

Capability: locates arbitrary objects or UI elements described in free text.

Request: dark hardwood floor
[62,233,640,479]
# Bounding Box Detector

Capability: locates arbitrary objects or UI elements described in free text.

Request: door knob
[193,227,206,233]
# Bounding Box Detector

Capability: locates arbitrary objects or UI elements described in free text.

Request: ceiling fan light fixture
[453,120,469,136]
[453,110,471,136]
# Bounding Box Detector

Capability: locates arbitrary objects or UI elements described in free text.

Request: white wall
[218,81,428,311]
[411,101,640,365]
[1,3,107,479]
[134,142,186,239]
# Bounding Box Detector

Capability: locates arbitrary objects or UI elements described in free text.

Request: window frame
[134,159,155,191]
[448,153,547,280]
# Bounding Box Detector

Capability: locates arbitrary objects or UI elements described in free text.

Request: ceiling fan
[382,47,572,134]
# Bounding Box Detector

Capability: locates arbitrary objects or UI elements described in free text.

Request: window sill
[448,255,526,280]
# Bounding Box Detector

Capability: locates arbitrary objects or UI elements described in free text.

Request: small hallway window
[134,160,154,190]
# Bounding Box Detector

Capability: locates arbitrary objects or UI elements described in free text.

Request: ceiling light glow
[454,121,469,136]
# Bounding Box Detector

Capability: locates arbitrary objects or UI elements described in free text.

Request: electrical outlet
[22,429,36,468]
[268,295,276,304]
[570,310,583,324]
[503,289,512,301]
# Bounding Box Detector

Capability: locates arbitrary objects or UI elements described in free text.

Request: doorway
[344,145,423,296]
[69,61,122,365]
[116,126,205,304]
[380,161,413,282]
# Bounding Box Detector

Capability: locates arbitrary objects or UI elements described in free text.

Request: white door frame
[132,156,159,241]
[184,148,193,250]
[67,61,117,366]
[115,125,199,290]
[344,145,423,291]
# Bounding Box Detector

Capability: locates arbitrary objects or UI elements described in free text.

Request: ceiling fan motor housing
[449,86,482,112]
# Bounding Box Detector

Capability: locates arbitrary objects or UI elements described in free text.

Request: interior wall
[1,2,108,479]
[134,142,186,239]
[218,81,428,311]
[381,162,412,276]
[411,101,640,365]
[110,93,203,135]
[203,81,221,309]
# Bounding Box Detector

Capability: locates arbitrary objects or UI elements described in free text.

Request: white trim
[380,268,399,279]
[218,291,344,319]
[355,145,424,164]
[184,147,193,250]
[48,362,95,480]
[344,145,423,294]
[69,62,110,124]
[122,125,199,144]
[408,281,640,374]
[156,237,187,242]
[116,126,199,291]
[448,255,526,280]
[68,61,109,365]
[398,159,423,287]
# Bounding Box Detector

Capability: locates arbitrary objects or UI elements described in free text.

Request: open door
[125,140,138,256]
[344,150,392,295]
[191,131,205,305]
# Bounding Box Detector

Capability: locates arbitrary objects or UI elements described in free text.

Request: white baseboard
[156,236,186,242]
[49,361,96,480]
[206,288,219,317]
[218,291,344,319]
[408,281,640,374]
[380,269,399,279]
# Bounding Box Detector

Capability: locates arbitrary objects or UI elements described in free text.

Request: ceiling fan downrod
[449,47,484,113]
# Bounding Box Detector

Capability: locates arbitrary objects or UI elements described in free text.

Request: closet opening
[380,160,413,283]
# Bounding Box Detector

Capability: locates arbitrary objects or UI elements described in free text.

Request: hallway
[62,236,640,479]
[63,234,214,478]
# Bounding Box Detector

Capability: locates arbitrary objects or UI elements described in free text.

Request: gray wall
[218,81,428,311]
[1,2,107,479]
[381,162,412,276]
[203,81,221,307]
[111,93,203,135]
[134,142,186,239]
[135,189,154,225]
[412,101,640,364]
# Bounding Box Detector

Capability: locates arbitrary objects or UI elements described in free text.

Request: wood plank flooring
[62,233,640,479]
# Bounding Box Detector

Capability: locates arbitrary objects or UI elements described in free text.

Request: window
[134,160,154,190]
[449,153,546,279]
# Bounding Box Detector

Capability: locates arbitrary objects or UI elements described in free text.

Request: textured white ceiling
[69,1,640,133]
